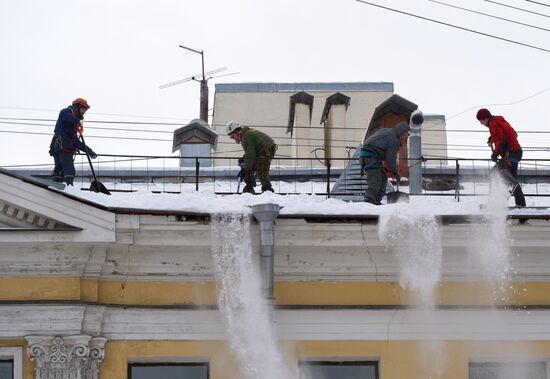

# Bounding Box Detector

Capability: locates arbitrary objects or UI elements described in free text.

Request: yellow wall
[2,277,550,307]
[96,340,550,379]
[4,338,550,379]
[297,340,550,379]
[4,276,550,378]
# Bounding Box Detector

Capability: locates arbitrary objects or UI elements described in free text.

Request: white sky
[0,0,549,168]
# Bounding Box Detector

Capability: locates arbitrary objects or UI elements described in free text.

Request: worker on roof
[226,121,277,194]
[49,98,97,185]
[476,108,526,207]
[359,121,410,205]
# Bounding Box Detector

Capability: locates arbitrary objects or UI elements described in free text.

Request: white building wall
[422,114,448,165]
[211,83,395,168]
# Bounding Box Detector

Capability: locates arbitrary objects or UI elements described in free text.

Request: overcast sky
[0,0,549,168]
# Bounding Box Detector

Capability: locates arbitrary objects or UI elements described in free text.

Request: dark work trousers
[52,150,76,185]
[255,144,277,192]
[364,166,388,205]
[493,150,526,207]
[507,150,526,206]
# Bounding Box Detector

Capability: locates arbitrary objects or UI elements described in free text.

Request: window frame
[0,347,22,379]
[127,362,210,379]
[299,360,380,379]
[468,360,550,379]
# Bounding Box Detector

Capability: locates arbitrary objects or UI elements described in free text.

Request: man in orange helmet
[49,98,97,185]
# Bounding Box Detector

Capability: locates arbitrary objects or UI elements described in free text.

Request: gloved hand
[358,157,365,177]
[88,148,97,159]
[486,136,492,146]
[491,151,499,162]
[394,172,401,183]
[236,166,245,181]
[236,157,246,181]
[238,155,245,167]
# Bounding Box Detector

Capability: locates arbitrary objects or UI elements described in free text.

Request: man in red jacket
[476,108,526,207]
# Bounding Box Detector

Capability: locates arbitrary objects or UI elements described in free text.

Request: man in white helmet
[226,121,277,194]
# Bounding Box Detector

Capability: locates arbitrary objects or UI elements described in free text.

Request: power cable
[0,106,193,122]
[0,120,176,135]
[429,0,550,32]
[3,121,550,138]
[482,0,550,18]
[0,129,501,151]
[445,86,550,120]
[2,116,544,134]
[526,0,550,8]
[354,0,550,53]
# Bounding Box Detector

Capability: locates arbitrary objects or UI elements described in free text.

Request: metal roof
[172,119,218,152]
[215,82,394,93]
[364,94,418,139]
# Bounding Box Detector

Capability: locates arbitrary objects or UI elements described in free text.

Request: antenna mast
[179,44,209,123]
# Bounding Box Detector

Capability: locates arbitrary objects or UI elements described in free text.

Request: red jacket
[489,116,521,155]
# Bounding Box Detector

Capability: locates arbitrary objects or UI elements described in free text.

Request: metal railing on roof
[5,154,550,201]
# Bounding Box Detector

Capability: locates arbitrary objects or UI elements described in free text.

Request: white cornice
[0,173,115,243]
[1,305,550,342]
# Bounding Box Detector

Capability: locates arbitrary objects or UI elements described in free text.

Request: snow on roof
[61,184,550,218]
[3,168,548,218]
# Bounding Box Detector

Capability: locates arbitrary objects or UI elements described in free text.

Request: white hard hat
[225,120,241,135]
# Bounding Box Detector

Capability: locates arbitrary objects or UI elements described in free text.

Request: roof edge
[215,82,394,93]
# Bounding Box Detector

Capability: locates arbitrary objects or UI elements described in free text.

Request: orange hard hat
[72,98,90,109]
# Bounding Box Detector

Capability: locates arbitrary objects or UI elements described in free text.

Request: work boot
[511,184,526,207]
[261,185,274,193]
[242,184,255,194]
[364,197,381,206]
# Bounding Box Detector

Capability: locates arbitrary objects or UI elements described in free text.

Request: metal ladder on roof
[330,145,366,202]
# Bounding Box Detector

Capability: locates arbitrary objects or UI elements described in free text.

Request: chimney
[320,93,350,168]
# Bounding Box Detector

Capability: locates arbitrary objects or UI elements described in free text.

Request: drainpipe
[251,203,280,304]
[409,110,424,195]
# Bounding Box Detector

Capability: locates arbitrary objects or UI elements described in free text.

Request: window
[469,362,546,379]
[128,363,209,379]
[0,359,13,379]
[299,361,379,379]
[0,348,21,379]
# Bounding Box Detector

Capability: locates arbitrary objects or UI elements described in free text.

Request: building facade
[1,169,550,379]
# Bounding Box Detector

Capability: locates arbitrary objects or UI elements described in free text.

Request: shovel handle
[79,134,98,182]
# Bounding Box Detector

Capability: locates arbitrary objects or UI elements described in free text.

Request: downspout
[251,203,280,304]
[409,110,424,195]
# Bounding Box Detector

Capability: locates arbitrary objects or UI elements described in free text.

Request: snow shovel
[489,145,520,189]
[236,177,242,194]
[79,134,111,195]
[386,179,409,204]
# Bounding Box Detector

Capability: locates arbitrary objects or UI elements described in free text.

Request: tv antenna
[160,44,238,123]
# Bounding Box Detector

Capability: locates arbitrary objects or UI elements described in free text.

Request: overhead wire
[4,118,550,136]
[526,0,550,8]
[354,0,550,53]
[445,86,550,120]
[1,128,549,152]
[429,0,550,32]
[0,106,194,122]
[482,0,550,18]
[4,116,550,135]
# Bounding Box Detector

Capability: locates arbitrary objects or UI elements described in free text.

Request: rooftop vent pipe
[251,203,280,302]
